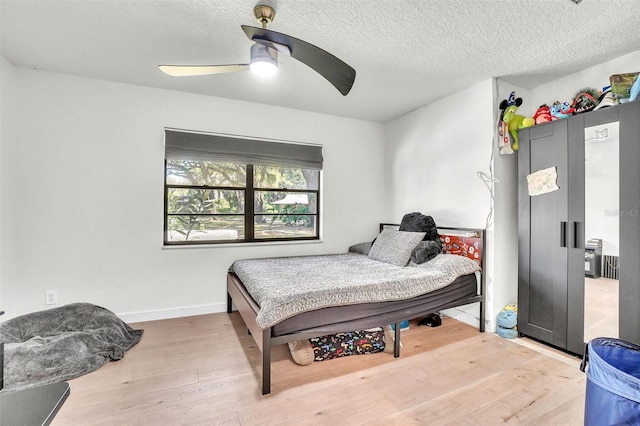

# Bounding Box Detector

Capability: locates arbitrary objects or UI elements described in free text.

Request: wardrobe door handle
[572,222,578,248]
[560,222,567,247]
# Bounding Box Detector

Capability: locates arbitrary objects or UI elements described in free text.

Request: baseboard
[117,303,227,324]
[441,307,484,330]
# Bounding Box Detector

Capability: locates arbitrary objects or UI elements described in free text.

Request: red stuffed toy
[533,104,552,124]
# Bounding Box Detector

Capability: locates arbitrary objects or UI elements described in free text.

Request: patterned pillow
[368,229,426,266]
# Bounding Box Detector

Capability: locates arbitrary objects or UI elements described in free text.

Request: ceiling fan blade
[159,64,249,77]
[241,25,356,96]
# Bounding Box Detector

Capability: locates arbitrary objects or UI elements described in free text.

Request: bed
[227,224,485,394]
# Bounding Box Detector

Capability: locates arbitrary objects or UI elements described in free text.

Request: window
[164,129,321,245]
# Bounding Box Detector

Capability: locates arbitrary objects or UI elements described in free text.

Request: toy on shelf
[571,88,599,114]
[550,101,574,120]
[498,119,513,155]
[499,91,535,151]
[533,104,552,124]
[497,91,516,155]
[630,75,640,102]
[610,72,639,103]
[594,86,615,111]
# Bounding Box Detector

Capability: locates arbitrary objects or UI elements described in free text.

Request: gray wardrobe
[518,100,640,355]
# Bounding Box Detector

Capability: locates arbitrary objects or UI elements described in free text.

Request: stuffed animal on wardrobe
[571,88,599,115]
[550,101,574,120]
[533,104,552,124]
[499,92,535,151]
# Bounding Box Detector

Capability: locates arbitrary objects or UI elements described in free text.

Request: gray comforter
[230,253,480,329]
[0,303,142,392]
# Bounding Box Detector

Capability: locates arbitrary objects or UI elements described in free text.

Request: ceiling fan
[159,5,356,96]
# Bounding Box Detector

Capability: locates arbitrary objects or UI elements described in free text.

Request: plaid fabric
[310,329,385,361]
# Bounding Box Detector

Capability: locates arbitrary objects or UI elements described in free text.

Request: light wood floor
[584,277,618,342]
[53,313,586,425]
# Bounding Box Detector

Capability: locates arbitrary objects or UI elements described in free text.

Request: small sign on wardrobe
[527,166,559,196]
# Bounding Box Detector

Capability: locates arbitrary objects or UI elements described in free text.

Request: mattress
[271,273,478,336]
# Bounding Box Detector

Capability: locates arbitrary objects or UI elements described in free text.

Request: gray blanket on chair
[0,303,143,392]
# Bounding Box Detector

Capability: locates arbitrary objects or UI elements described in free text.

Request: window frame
[164,162,321,246]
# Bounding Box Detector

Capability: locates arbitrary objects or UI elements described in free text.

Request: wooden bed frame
[226,225,486,394]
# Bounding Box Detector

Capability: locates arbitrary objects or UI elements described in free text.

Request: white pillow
[368,229,426,266]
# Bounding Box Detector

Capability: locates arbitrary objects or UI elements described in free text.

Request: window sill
[161,239,324,249]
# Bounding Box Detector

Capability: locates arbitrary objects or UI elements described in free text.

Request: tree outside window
[164,160,320,244]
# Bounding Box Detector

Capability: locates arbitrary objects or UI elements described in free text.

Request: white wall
[384,80,494,227]
[1,64,386,321]
[0,56,17,312]
[491,81,531,324]
[384,79,496,329]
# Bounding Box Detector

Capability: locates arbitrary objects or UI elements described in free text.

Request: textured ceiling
[1,0,640,123]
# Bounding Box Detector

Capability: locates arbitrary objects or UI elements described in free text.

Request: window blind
[164,128,323,170]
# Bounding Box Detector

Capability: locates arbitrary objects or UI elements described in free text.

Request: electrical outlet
[45,290,58,305]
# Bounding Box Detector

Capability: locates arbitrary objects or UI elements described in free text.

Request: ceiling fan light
[250,43,278,77]
[250,60,277,77]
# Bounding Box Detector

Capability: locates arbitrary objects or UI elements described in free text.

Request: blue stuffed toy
[497,309,517,329]
[496,304,518,339]
[550,101,574,120]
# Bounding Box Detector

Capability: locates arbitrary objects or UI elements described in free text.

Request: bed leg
[393,322,401,358]
[262,329,271,395]
[227,292,233,313]
[479,300,485,333]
